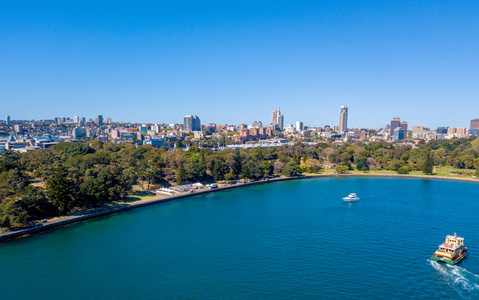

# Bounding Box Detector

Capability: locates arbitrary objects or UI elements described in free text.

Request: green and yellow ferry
[430,233,467,265]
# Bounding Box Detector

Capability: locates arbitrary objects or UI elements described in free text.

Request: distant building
[251,121,262,128]
[143,137,164,148]
[400,122,408,138]
[390,117,401,136]
[353,129,368,140]
[106,117,112,124]
[184,115,201,131]
[412,126,430,139]
[151,124,160,133]
[296,121,304,131]
[393,127,405,141]
[470,119,479,136]
[97,115,103,126]
[437,127,448,134]
[6,115,10,127]
[272,109,284,131]
[446,127,468,139]
[74,116,79,124]
[72,127,87,138]
[14,124,23,133]
[339,106,348,134]
[139,124,148,132]
[193,131,204,139]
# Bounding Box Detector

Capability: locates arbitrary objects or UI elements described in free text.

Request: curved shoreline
[1,173,478,243]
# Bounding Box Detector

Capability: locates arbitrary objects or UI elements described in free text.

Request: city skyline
[1,1,478,128]
[4,109,479,131]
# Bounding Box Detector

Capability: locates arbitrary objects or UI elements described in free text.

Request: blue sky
[1,0,478,128]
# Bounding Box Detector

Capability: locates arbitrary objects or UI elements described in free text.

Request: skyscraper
[400,121,408,138]
[339,106,348,134]
[390,117,401,136]
[6,115,10,126]
[74,116,79,124]
[272,108,284,130]
[470,118,479,136]
[97,115,103,126]
[184,115,201,131]
[296,121,304,131]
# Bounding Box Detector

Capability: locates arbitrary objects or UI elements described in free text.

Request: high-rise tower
[6,115,10,127]
[390,117,401,136]
[339,106,348,134]
[272,108,284,131]
[184,115,201,131]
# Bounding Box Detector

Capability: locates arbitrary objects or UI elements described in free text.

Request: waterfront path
[1,173,478,243]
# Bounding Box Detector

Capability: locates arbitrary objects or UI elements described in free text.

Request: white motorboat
[343,193,360,202]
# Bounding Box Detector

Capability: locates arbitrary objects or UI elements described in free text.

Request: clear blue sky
[1,0,478,128]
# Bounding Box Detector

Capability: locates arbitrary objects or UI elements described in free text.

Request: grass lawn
[304,167,478,180]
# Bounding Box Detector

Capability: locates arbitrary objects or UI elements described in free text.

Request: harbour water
[1,177,479,299]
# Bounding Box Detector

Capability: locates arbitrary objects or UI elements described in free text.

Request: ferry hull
[430,252,467,265]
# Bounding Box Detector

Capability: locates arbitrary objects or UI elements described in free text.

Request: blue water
[1,177,479,299]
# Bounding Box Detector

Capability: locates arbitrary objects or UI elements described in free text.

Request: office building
[184,115,201,131]
[393,127,405,141]
[151,124,160,133]
[339,106,348,134]
[470,119,479,136]
[471,118,479,129]
[400,122,408,138]
[97,115,103,126]
[251,121,262,128]
[272,108,284,131]
[390,117,401,136]
[6,115,10,126]
[437,127,448,134]
[72,127,87,138]
[74,116,79,124]
[296,121,304,131]
[139,125,148,132]
[14,124,23,133]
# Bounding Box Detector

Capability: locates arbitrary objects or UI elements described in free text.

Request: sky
[1,0,478,128]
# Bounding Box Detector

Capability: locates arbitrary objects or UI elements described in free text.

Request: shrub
[397,166,410,174]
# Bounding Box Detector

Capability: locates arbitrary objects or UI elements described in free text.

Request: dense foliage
[1,137,479,229]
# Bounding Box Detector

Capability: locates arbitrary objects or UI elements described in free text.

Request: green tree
[176,164,187,185]
[355,159,369,171]
[335,165,349,174]
[423,150,434,175]
[397,166,410,174]
[282,162,302,177]
[45,167,74,214]
[213,161,226,181]
[259,161,273,177]
[225,169,236,181]
[78,178,106,208]
[0,200,30,228]
[16,186,54,219]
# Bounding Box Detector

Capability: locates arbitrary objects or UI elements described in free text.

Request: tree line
[1,137,479,229]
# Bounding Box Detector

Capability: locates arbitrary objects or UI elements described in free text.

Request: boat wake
[429,260,479,298]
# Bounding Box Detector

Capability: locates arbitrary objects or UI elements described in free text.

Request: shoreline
[1,173,478,243]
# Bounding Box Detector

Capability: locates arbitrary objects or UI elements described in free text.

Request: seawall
[1,173,477,243]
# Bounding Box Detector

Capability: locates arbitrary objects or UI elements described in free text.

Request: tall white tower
[339,106,348,134]
[272,108,284,131]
